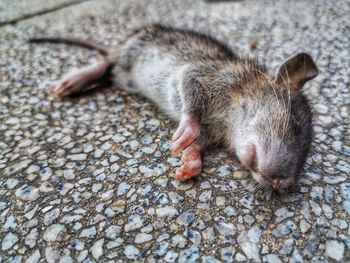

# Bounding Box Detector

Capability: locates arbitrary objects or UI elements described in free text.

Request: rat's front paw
[175,144,202,181]
[172,113,200,156]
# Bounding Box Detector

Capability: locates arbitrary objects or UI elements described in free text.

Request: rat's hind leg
[49,60,110,97]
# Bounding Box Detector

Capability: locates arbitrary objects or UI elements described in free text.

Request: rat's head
[230,53,318,192]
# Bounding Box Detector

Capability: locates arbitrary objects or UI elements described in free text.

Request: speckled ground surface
[0,0,349,262]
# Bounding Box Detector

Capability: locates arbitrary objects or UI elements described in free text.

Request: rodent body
[30,24,319,192]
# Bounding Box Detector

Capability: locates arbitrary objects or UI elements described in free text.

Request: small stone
[262,254,282,263]
[178,247,200,263]
[303,229,320,259]
[44,208,60,225]
[67,154,87,161]
[224,206,238,217]
[275,207,294,223]
[117,182,131,195]
[5,178,19,189]
[135,233,153,243]
[123,245,140,259]
[154,241,169,256]
[2,232,18,250]
[272,220,297,237]
[325,240,345,261]
[176,209,196,226]
[39,182,54,192]
[323,175,347,184]
[221,246,235,262]
[26,250,41,263]
[156,206,179,218]
[247,226,261,243]
[199,191,212,202]
[183,229,201,246]
[43,224,67,242]
[169,192,184,203]
[15,184,40,201]
[203,256,221,263]
[216,196,226,206]
[280,239,294,255]
[91,239,104,260]
[125,215,144,232]
[217,165,232,176]
[330,218,348,229]
[240,242,260,262]
[105,225,121,239]
[233,171,249,179]
[300,220,311,233]
[139,164,168,177]
[164,250,178,263]
[340,183,350,215]
[79,227,96,238]
[172,234,188,248]
[235,253,247,261]
[202,227,215,244]
[111,200,126,214]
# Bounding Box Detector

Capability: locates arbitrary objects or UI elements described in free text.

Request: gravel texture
[0,0,349,262]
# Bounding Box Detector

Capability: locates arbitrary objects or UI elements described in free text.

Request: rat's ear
[275,53,318,89]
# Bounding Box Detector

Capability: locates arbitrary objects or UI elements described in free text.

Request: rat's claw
[172,113,200,156]
[175,144,202,181]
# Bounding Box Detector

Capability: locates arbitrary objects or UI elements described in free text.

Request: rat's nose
[272,178,283,190]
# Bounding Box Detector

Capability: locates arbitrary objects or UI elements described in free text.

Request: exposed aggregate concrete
[0,0,349,262]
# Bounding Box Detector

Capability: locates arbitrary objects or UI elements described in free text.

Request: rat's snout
[272,178,282,189]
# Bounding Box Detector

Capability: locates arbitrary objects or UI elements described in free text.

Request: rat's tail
[29,37,110,56]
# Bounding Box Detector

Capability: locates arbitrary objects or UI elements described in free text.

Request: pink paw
[48,71,86,97]
[175,144,202,181]
[171,113,200,156]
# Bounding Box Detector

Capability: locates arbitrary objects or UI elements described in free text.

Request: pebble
[178,247,200,263]
[164,250,178,263]
[220,246,235,262]
[280,239,294,255]
[67,154,87,161]
[224,206,238,217]
[156,206,179,218]
[91,239,104,260]
[272,220,297,237]
[325,240,345,261]
[2,232,18,250]
[262,254,282,263]
[43,224,67,241]
[154,241,169,256]
[79,227,96,238]
[44,208,60,225]
[15,184,40,201]
[303,229,321,259]
[117,182,131,195]
[135,233,153,243]
[105,225,121,239]
[323,175,347,184]
[340,183,350,215]
[240,242,260,262]
[123,245,140,259]
[139,164,168,177]
[176,209,196,226]
[124,215,144,232]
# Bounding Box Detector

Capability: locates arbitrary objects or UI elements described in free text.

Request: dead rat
[30,24,318,192]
